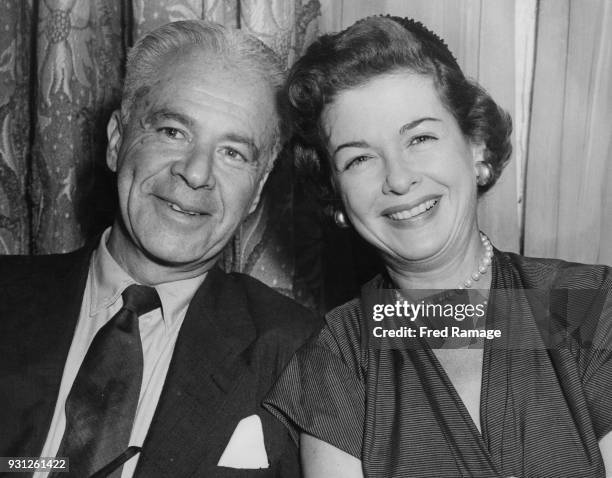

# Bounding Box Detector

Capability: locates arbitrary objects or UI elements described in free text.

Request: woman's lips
[382,197,440,221]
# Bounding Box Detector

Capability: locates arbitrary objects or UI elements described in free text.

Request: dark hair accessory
[373,15,460,70]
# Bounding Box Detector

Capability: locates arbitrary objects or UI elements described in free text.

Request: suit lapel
[0,245,92,456]
[136,267,257,477]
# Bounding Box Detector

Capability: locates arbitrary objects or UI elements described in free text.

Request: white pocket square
[217,414,269,469]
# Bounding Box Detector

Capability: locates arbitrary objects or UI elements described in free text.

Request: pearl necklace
[393,233,493,329]
[458,232,493,289]
[394,232,493,298]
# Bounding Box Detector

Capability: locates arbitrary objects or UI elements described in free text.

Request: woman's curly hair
[284,15,513,207]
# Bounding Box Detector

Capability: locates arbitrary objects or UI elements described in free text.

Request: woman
[264,16,612,477]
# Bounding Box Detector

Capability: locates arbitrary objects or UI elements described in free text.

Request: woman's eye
[345,155,371,170]
[158,127,185,140]
[410,135,436,146]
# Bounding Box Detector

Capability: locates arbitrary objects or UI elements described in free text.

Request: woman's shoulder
[318,274,385,374]
[326,297,362,330]
[495,249,612,290]
[318,298,363,369]
[324,273,386,338]
[496,250,612,350]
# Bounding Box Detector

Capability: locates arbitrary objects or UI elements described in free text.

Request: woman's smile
[382,196,441,223]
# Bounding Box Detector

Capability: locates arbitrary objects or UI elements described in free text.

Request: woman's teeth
[388,199,438,220]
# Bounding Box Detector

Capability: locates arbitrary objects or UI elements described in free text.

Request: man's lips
[157,196,210,216]
[381,195,441,221]
[167,201,203,216]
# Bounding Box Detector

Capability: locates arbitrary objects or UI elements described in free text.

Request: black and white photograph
[1,1,611,477]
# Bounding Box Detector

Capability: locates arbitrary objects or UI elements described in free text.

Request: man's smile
[166,201,205,216]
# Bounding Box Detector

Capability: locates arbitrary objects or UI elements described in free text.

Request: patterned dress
[264,250,612,477]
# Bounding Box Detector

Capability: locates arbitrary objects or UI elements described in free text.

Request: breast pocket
[208,467,275,478]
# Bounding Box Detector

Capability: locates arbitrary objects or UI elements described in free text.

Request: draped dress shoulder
[264,250,612,477]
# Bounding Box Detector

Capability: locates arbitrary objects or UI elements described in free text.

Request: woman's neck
[385,229,492,291]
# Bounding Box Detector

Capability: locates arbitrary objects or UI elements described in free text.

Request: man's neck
[105,227,214,285]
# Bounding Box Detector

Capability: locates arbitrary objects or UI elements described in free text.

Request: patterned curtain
[0,1,33,255]
[0,0,321,307]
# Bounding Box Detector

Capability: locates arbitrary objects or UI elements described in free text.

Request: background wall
[1,0,611,310]
[524,0,612,266]
[319,0,612,268]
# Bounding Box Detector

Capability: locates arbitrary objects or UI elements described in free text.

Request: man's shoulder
[219,270,322,340]
[0,246,92,347]
[0,246,92,286]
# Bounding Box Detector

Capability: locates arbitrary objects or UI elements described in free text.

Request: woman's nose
[171,146,216,189]
[382,155,420,195]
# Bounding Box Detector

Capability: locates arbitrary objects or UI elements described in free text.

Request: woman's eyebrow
[332,117,442,156]
[332,140,371,157]
[398,117,441,135]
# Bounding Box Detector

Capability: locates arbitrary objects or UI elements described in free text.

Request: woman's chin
[381,239,446,266]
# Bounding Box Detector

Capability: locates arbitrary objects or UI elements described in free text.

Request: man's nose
[382,154,421,195]
[171,145,216,189]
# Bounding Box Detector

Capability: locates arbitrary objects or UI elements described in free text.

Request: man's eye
[221,147,247,162]
[158,127,185,140]
[410,135,436,146]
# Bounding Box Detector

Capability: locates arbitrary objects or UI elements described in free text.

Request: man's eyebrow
[398,117,441,135]
[144,109,193,128]
[332,140,371,157]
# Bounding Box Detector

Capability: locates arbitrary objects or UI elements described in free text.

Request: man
[0,20,319,477]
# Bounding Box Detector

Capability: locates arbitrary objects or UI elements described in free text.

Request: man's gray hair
[121,20,286,154]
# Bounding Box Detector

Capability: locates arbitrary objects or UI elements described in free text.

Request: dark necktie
[53,284,161,478]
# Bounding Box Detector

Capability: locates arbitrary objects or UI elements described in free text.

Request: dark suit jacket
[0,245,321,477]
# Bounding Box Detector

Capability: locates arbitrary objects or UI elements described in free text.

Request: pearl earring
[476,161,493,187]
[333,209,350,228]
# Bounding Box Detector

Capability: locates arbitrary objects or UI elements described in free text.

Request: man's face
[106,46,277,282]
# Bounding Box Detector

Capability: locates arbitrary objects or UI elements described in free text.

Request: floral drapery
[0,0,321,306]
[0,1,32,255]
[7,1,609,311]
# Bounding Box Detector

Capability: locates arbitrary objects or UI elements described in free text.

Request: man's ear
[106,110,123,173]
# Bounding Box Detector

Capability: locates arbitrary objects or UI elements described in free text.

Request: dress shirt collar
[89,228,207,330]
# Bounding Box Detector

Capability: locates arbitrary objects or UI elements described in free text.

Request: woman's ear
[106,110,123,173]
[330,173,339,195]
[329,159,343,194]
[471,142,486,166]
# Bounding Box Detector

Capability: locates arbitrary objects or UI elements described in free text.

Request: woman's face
[323,71,483,266]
